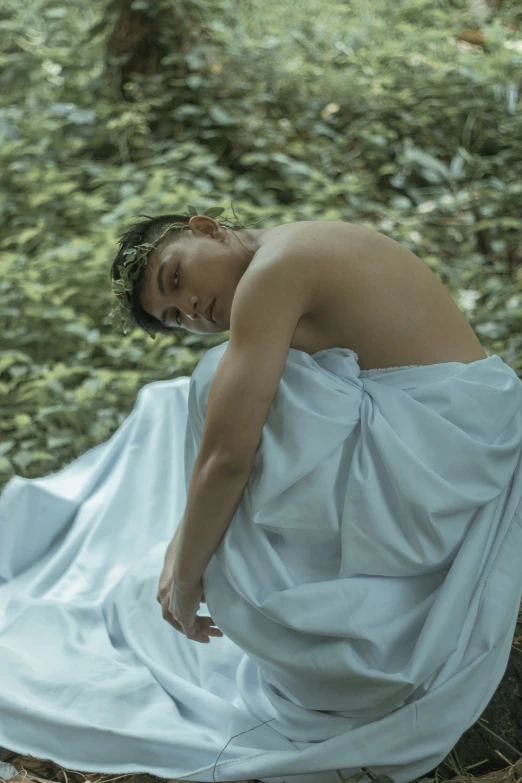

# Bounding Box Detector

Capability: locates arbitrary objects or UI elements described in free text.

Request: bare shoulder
[232,225,319,327]
[252,219,385,280]
[258,219,373,250]
[256,220,377,269]
[245,220,371,310]
[242,219,487,367]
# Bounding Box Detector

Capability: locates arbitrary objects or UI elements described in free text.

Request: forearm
[172,452,252,585]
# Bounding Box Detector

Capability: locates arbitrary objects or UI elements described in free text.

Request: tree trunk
[105,0,168,99]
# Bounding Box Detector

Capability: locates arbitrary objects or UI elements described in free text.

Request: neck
[233,227,264,256]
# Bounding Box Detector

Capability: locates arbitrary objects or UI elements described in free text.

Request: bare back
[256,221,487,371]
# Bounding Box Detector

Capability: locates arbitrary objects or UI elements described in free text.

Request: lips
[205,298,216,323]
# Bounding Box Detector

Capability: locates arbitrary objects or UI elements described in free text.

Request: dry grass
[0,750,259,783]
[1,747,521,783]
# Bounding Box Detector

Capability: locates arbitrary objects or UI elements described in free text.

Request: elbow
[201,448,255,477]
[197,430,262,476]
[217,434,262,475]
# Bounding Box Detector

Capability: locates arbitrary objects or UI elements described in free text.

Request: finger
[184,618,212,640]
[186,629,215,643]
[197,621,223,637]
[160,606,223,640]
[196,615,218,626]
[207,627,224,637]
[183,625,207,643]
[192,617,224,639]
[198,616,223,631]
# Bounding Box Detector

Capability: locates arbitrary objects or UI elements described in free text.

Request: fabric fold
[0,344,521,783]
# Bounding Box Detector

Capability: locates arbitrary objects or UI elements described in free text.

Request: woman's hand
[156,535,224,643]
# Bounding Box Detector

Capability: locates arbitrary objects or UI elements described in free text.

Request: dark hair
[110,213,191,336]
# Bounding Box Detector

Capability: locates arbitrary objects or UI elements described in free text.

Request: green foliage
[1,0,521,488]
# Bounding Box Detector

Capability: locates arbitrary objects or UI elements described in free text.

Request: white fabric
[1,345,522,783]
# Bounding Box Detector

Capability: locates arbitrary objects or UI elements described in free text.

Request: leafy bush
[1,0,521,487]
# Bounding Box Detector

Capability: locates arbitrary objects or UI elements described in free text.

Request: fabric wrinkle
[0,344,521,783]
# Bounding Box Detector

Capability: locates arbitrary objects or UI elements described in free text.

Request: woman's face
[139,216,258,334]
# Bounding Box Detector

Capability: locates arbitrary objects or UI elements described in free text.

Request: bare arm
[171,252,314,585]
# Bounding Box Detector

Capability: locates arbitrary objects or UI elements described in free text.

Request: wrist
[167,530,202,587]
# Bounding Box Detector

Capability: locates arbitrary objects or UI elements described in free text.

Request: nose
[187,294,199,321]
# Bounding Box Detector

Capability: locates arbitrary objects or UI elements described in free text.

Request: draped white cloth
[1,345,522,783]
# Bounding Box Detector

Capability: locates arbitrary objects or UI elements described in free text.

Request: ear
[189,215,223,239]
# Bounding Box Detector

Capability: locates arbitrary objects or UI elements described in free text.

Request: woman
[1,211,521,783]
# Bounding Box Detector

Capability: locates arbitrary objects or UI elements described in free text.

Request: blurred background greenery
[1,0,521,488]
